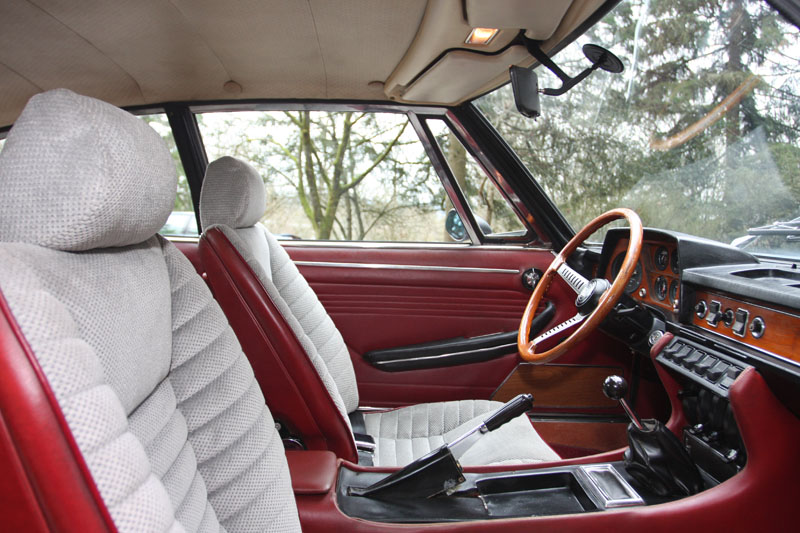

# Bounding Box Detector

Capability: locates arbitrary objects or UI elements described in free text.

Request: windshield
[478,0,800,259]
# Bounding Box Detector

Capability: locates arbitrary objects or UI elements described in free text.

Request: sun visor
[399,46,529,104]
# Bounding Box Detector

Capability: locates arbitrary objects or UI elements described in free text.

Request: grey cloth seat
[0,90,300,532]
[199,156,560,468]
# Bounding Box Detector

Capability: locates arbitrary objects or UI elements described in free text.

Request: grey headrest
[0,89,177,251]
[200,156,266,229]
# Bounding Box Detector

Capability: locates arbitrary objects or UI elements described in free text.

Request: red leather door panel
[283,244,630,407]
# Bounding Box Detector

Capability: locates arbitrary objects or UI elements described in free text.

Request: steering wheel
[518,208,643,363]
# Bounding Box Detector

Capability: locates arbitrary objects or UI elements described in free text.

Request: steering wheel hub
[576,278,611,314]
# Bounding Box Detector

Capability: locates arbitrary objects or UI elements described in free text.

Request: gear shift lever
[603,375,644,430]
[603,374,703,497]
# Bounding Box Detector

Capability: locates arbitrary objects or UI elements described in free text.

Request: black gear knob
[603,375,644,429]
[603,375,628,401]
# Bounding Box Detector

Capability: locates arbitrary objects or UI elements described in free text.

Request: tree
[477,0,800,244]
[200,110,450,240]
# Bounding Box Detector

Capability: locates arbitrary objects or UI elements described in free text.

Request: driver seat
[198,156,560,467]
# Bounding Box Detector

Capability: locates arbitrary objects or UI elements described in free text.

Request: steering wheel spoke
[556,262,589,295]
[532,312,586,346]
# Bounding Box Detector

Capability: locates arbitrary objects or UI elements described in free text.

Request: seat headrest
[0,89,177,251]
[200,156,266,229]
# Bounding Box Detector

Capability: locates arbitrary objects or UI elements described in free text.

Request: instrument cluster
[607,240,680,313]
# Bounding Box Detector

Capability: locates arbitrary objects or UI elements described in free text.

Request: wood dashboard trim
[608,239,679,312]
[692,290,800,364]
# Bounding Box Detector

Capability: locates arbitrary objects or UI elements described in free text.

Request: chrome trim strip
[165,235,200,243]
[293,260,520,274]
[165,234,554,252]
[372,343,518,366]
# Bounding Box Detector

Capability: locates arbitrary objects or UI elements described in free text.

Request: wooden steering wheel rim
[517,208,643,363]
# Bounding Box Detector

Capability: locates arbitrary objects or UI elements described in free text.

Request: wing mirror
[445,210,492,242]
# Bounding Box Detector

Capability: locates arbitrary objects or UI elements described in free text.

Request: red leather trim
[0,411,48,533]
[174,241,204,275]
[199,228,358,461]
[0,290,115,532]
[285,245,632,407]
[648,332,687,435]
[287,450,338,495]
[296,368,800,531]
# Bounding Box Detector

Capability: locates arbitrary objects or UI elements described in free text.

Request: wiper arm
[746,218,800,237]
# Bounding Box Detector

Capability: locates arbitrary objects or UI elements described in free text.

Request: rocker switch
[706,301,722,327]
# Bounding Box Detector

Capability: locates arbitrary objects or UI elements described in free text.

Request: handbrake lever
[449,393,533,459]
[349,394,533,499]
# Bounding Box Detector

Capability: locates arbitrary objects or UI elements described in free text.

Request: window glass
[197,110,457,242]
[477,0,800,256]
[428,119,527,238]
[139,114,197,237]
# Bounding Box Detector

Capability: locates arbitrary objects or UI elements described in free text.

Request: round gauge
[628,263,643,294]
[610,253,643,294]
[669,279,679,305]
[654,276,668,301]
[671,251,679,274]
[654,246,669,271]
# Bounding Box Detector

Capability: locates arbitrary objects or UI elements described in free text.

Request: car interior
[1,1,799,532]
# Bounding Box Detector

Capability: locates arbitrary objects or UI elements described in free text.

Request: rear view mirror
[509,66,541,119]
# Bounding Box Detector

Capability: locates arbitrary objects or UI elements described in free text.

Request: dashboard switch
[694,354,716,376]
[670,344,693,362]
[682,349,703,369]
[722,308,734,327]
[706,300,722,327]
[731,308,749,337]
[749,316,765,339]
[695,300,708,319]
[726,367,742,379]
[706,361,729,382]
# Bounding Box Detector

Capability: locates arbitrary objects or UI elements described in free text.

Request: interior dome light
[466,27,498,45]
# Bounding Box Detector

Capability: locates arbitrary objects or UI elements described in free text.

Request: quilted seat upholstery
[0,90,300,532]
[199,156,560,468]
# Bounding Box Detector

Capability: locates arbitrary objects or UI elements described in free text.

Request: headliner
[0,0,606,126]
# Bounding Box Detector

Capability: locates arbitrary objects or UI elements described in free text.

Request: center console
[332,370,706,524]
[336,461,648,523]
[288,366,800,532]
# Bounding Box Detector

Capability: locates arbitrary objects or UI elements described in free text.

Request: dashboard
[600,227,800,371]
[596,227,800,483]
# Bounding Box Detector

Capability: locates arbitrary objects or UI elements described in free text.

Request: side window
[197,110,458,242]
[139,114,197,237]
[428,119,528,240]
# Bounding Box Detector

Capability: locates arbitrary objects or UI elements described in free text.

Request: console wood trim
[493,364,621,408]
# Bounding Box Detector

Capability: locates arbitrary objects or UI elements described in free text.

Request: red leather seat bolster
[199,227,358,462]
[0,291,115,532]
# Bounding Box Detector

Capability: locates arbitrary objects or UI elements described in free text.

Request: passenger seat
[198,156,560,467]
